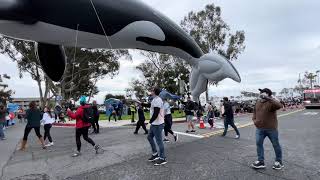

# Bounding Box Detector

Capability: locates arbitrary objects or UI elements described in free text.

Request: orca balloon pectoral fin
[35,43,66,82]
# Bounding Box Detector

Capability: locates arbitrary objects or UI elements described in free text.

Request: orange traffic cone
[199,118,205,129]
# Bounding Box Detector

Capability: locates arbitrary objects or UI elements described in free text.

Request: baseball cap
[258,88,272,96]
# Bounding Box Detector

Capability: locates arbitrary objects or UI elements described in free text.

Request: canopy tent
[159,90,181,101]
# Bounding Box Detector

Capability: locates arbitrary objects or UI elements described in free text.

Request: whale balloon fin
[35,43,66,82]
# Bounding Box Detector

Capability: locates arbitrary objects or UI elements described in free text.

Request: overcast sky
[1,0,320,103]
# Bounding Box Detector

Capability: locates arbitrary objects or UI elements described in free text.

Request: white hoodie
[42,112,55,124]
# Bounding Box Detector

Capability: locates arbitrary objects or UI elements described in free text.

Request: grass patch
[99,111,185,121]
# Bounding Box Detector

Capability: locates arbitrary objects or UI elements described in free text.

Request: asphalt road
[3,109,320,180]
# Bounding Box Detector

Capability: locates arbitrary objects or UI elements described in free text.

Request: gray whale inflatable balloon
[0,0,241,101]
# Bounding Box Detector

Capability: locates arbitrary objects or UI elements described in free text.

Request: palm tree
[304,72,317,89]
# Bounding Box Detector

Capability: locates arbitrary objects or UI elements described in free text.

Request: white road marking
[303,112,318,115]
[173,131,204,138]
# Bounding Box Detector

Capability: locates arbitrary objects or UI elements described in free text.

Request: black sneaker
[94,145,101,154]
[144,131,148,135]
[272,161,284,170]
[251,161,266,169]
[133,132,138,135]
[163,139,170,143]
[154,158,167,166]
[185,130,190,133]
[148,154,159,162]
[174,134,178,142]
[191,130,196,133]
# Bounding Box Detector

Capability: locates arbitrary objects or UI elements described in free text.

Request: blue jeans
[256,128,282,163]
[222,118,240,136]
[147,124,165,159]
[0,123,5,139]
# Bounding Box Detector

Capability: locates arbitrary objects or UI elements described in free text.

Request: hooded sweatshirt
[252,98,283,129]
[67,105,91,129]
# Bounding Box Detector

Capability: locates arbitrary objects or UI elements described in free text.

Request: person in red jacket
[67,96,100,157]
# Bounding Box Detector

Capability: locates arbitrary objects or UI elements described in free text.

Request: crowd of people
[0,87,288,169]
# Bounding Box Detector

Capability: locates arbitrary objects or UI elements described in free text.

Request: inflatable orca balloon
[0,0,241,101]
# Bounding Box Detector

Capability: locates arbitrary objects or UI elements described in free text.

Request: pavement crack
[0,139,21,180]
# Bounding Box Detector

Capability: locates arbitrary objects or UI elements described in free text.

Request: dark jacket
[185,101,195,116]
[223,101,234,120]
[138,108,145,121]
[92,105,100,120]
[252,99,283,129]
[0,107,6,123]
[26,109,42,127]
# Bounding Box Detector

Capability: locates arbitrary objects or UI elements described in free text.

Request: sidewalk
[0,123,25,179]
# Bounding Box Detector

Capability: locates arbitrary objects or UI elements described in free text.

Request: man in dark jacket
[221,97,240,138]
[91,101,100,134]
[251,88,284,170]
[0,104,7,140]
[185,97,196,133]
[133,103,148,134]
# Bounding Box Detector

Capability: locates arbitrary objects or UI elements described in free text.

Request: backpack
[83,106,94,123]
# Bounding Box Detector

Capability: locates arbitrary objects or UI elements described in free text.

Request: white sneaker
[45,142,54,147]
[235,135,240,139]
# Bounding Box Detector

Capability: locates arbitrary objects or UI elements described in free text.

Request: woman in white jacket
[42,107,55,147]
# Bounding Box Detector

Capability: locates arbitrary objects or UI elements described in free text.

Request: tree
[0,74,13,105]
[128,51,190,98]
[105,94,126,101]
[61,48,130,101]
[125,79,148,100]
[0,36,130,107]
[181,3,246,99]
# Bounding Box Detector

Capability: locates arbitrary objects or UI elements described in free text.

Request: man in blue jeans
[147,87,166,166]
[251,88,284,170]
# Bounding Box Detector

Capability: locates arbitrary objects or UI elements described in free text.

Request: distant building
[11,98,40,109]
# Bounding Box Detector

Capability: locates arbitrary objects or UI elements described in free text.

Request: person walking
[207,105,215,130]
[17,107,24,123]
[221,97,240,139]
[147,87,166,166]
[251,88,284,170]
[163,98,178,143]
[130,103,136,123]
[108,104,117,122]
[185,97,196,133]
[0,104,7,140]
[117,101,124,120]
[134,103,148,134]
[67,96,100,157]
[42,107,55,147]
[91,101,100,134]
[20,101,46,150]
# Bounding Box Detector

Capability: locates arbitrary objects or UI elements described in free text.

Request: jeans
[147,124,165,159]
[256,128,282,163]
[222,118,240,136]
[0,123,5,139]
